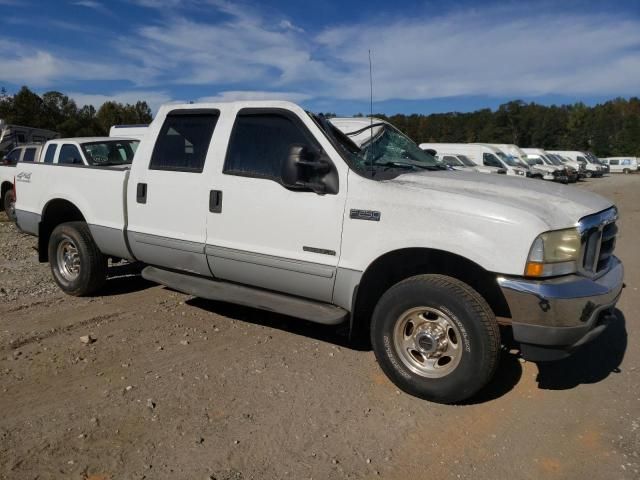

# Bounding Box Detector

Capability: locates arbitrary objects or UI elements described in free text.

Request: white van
[419,143,528,177]
[602,157,638,173]
[547,150,602,178]
[521,148,573,183]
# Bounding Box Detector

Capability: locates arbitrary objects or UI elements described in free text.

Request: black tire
[3,189,16,222]
[48,221,107,296]
[371,274,500,404]
[623,168,630,174]
[585,171,593,178]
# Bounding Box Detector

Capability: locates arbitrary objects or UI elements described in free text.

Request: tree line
[372,98,640,157]
[1,86,639,157]
[0,86,152,137]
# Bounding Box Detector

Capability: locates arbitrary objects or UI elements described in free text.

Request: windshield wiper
[375,160,445,171]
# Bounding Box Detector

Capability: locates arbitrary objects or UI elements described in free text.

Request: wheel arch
[1,180,13,198]
[38,198,87,262]
[350,247,511,342]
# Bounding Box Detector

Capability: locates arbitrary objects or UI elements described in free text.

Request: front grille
[580,209,618,276]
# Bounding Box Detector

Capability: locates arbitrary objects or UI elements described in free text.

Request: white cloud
[2,2,640,106]
[316,8,640,101]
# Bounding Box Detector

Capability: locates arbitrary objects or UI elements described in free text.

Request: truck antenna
[369,49,374,175]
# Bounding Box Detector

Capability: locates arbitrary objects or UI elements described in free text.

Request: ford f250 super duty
[12,101,624,403]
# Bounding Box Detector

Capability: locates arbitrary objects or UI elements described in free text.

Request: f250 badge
[350,209,381,221]
[16,172,32,183]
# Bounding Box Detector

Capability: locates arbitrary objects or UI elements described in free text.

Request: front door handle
[136,183,147,204]
[209,190,223,213]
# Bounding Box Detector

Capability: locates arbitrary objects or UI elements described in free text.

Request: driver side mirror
[282,144,338,195]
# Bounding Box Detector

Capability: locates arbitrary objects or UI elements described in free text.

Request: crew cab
[13,101,624,404]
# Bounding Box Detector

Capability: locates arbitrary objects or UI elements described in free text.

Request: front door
[205,108,348,303]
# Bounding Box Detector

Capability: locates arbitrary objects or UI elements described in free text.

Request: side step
[142,266,349,325]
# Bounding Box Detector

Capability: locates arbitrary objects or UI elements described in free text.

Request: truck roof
[47,137,137,143]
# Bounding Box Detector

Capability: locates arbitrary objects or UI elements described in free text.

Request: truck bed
[14,163,132,260]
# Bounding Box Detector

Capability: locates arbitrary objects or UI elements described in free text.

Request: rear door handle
[137,183,147,204]
[209,190,223,213]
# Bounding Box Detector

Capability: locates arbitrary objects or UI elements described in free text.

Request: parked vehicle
[0,119,58,155]
[602,157,639,173]
[521,148,571,184]
[419,143,528,176]
[1,144,44,220]
[491,144,561,181]
[13,101,624,404]
[546,153,579,182]
[586,152,609,174]
[39,137,139,166]
[547,150,603,178]
[109,124,148,144]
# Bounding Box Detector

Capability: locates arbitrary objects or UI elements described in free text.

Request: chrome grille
[579,208,618,276]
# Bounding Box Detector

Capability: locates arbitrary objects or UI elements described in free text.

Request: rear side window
[224,112,320,181]
[22,147,37,162]
[59,144,83,165]
[610,159,619,165]
[5,148,21,163]
[150,111,219,172]
[43,144,57,163]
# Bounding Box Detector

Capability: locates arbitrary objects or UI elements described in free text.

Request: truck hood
[389,170,613,229]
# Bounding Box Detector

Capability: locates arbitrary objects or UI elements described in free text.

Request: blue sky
[1,0,639,115]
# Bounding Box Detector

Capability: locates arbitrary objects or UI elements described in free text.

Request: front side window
[22,147,37,162]
[610,159,619,165]
[224,112,322,181]
[59,144,83,165]
[483,153,503,168]
[150,111,219,172]
[43,144,57,163]
[81,140,138,166]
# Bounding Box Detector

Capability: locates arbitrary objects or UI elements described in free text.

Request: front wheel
[371,274,500,403]
[3,189,16,222]
[585,171,593,178]
[48,222,107,296]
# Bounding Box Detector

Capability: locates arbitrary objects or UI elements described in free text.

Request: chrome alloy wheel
[393,307,463,378]
[56,236,81,281]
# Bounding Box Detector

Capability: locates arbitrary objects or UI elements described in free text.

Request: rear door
[204,107,348,303]
[126,109,220,276]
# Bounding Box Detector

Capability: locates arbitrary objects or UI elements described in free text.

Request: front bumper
[498,257,624,361]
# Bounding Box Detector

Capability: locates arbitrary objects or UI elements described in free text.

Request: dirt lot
[0,175,638,480]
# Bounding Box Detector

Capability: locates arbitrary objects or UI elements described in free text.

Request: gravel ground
[0,175,638,480]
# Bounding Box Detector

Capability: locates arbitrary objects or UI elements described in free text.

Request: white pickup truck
[13,101,624,403]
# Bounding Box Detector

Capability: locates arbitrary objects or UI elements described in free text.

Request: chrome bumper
[498,257,624,360]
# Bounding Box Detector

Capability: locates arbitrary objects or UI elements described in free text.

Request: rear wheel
[48,222,107,296]
[371,274,500,404]
[3,189,16,222]
[623,168,630,174]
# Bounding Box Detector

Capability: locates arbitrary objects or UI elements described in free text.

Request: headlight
[525,228,581,277]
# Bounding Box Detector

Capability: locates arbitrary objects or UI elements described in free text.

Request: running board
[142,266,348,325]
